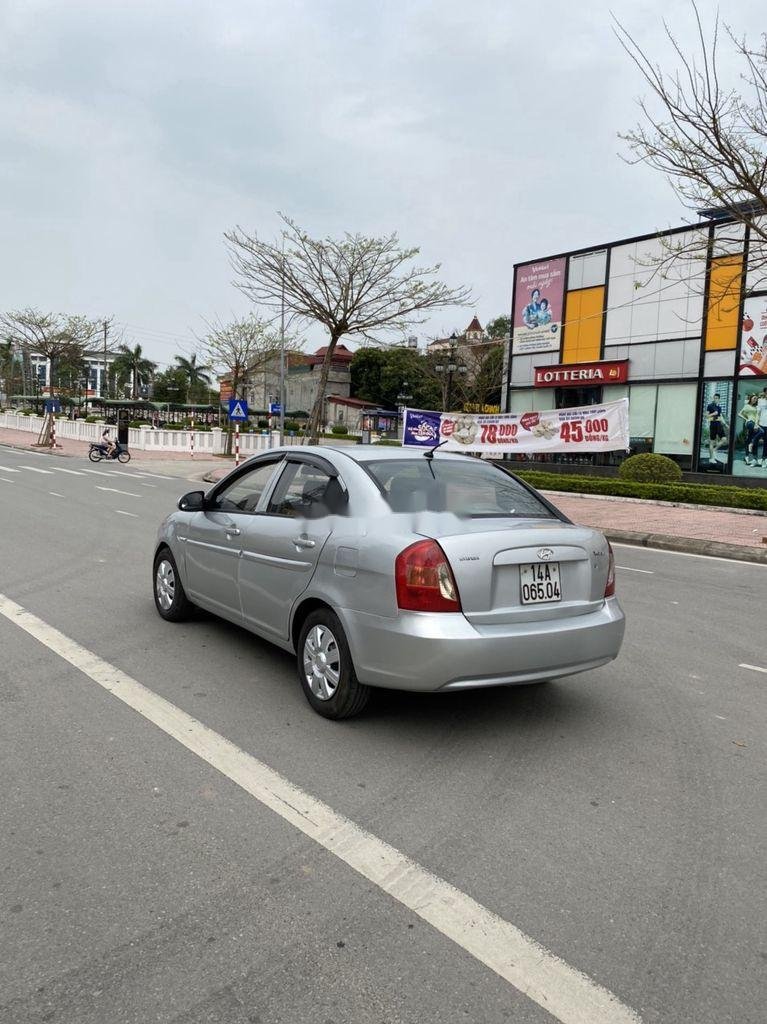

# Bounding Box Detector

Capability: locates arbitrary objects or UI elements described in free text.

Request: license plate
[520,562,562,604]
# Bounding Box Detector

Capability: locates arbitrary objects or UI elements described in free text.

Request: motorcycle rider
[101,427,117,459]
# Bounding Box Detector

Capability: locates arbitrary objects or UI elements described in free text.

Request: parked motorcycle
[89,441,131,463]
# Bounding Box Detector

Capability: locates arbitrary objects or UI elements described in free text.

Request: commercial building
[504,206,767,479]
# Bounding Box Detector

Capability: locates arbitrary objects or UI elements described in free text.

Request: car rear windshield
[366,458,557,518]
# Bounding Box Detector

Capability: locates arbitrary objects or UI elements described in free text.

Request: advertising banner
[534,359,629,388]
[512,258,566,356]
[733,379,767,477]
[403,398,629,454]
[698,380,734,471]
[739,295,767,376]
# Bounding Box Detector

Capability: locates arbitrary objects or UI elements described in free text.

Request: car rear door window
[266,462,338,518]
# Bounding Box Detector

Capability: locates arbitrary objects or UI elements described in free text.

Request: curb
[540,489,767,518]
[605,529,767,565]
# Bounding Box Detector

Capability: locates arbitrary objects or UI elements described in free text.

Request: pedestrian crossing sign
[228,399,249,422]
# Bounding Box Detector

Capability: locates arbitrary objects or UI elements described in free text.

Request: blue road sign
[43,399,61,414]
[269,402,282,415]
[228,398,249,422]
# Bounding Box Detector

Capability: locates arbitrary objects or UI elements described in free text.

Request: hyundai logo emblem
[537,548,554,561]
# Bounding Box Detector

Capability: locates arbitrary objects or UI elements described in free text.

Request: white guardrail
[0,412,306,454]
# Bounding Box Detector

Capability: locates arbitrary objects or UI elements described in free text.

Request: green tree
[152,367,188,405]
[112,343,157,399]
[485,315,510,340]
[175,353,212,404]
[1,340,21,402]
[0,310,98,396]
[351,346,441,410]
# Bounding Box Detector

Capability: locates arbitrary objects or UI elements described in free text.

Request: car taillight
[604,542,616,597]
[395,539,462,612]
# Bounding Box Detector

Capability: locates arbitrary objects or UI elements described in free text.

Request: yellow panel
[562,286,604,364]
[706,254,743,351]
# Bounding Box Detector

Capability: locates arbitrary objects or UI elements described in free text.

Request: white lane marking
[0,477,14,483]
[0,465,21,472]
[114,510,139,518]
[49,492,65,498]
[611,543,767,567]
[0,594,639,1024]
[108,470,152,479]
[81,468,114,477]
[739,663,767,675]
[50,466,86,476]
[125,470,174,480]
[616,566,654,574]
[18,465,54,474]
[95,486,142,498]
[140,482,156,488]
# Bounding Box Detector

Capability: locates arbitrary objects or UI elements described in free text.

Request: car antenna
[424,439,447,460]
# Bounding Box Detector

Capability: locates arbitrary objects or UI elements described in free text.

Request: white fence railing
[0,413,297,454]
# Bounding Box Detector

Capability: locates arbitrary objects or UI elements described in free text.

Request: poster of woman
[732,381,767,476]
[739,296,767,376]
[512,258,565,356]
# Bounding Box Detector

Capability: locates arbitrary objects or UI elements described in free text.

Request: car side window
[266,462,336,518]
[211,461,282,513]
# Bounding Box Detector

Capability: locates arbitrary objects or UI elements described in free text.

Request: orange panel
[562,286,604,364]
[706,254,743,351]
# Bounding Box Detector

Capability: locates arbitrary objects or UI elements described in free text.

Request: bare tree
[614,4,767,293]
[200,315,300,451]
[225,215,472,441]
[0,309,100,395]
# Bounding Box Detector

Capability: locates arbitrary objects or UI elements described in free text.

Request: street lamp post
[396,380,413,438]
[435,333,466,410]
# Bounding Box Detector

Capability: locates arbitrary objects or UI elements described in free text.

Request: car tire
[117,450,131,463]
[297,609,370,719]
[153,548,193,622]
[88,448,101,462]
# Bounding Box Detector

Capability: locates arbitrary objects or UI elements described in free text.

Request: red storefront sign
[534,359,629,388]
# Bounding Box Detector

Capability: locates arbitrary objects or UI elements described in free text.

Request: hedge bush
[513,470,767,512]
[331,423,348,435]
[618,452,682,483]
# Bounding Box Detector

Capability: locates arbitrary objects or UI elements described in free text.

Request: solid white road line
[616,566,654,574]
[611,542,767,567]
[18,465,54,474]
[0,593,639,1024]
[95,486,142,498]
[739,663,767,675]
[114,510,139,518]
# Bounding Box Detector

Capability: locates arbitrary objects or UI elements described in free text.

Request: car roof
[313,445,480,464]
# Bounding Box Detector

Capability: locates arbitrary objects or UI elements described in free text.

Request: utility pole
[102,320,109,399]
[279,233,286,445]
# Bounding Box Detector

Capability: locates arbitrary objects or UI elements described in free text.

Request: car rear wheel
[297,609,370,719]
[153,548,193,622]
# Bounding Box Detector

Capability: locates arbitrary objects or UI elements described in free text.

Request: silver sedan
[153,446,625,718]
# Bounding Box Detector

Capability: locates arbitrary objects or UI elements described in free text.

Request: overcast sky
[0,0,761,369]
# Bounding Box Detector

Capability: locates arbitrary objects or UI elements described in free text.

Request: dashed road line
[49,491,65,498]
[611,543,767,567]
[114,510,139,518]
[95,486,142,498]
[18,465,54,474]
[81,468,115,477]
[0,465,20,472]
[739,663,767,675]
[50,466,86,476]
[0,593,641,1024]
[0,477,14,483]
[616,566,654,574]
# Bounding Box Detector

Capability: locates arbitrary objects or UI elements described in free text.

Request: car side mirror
[178,490,205,512]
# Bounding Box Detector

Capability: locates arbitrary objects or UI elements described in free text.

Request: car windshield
[366,458,556,518]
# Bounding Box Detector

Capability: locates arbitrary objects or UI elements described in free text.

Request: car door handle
[224,526,241,537]
[293,536,315,549]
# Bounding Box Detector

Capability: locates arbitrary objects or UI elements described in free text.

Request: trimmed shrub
[618,453,682,484]
[373,438,401,446]
[85,415,99,422]
[284,420,300,432]
[513,470,767,512]
[331,423,348,435]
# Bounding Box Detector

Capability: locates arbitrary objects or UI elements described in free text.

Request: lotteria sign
[534,359,629,388]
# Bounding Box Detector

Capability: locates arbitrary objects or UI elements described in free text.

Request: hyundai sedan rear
[153,447,625,718]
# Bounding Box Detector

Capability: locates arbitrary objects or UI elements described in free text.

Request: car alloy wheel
[302,623,341,701]
[155,558,176,612]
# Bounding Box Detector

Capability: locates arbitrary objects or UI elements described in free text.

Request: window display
[733,380,767,476]
[698,380,734,472]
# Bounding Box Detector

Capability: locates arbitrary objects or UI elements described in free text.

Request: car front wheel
[153,548,193,622]
[297,609,370,719]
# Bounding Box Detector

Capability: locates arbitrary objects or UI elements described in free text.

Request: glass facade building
[504,211,767,479]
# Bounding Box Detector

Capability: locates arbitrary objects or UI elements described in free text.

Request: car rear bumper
[341,598,625,692]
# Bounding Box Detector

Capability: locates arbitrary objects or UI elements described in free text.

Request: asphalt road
[1,444,765,1024]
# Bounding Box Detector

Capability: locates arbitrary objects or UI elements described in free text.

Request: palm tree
[175,353,212,403]
[112,343,157,399]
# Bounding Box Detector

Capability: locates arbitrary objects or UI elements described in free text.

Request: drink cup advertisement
[403,398,629,454]
[739,295,767,376]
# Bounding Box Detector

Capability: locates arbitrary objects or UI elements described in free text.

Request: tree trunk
[307,334,340,444]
